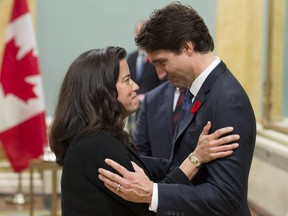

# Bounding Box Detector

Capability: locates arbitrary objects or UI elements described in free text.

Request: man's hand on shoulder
[98,159,153,203]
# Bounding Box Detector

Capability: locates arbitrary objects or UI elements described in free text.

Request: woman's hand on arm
[180,121,239,180]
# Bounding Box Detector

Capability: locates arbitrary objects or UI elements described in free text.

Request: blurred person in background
[133,81,185,159]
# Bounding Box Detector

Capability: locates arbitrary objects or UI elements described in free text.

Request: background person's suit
[126,50,164,134]
[133,81,175,159]
[146,61,256,216]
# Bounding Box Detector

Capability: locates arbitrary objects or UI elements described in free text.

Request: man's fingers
[104,183,127,199]
[98,172,119,190]
[98,169,130,198]
[131,161,145,174]
[98,168,125,187]
[104,158,129,176]
[98,158,133,189]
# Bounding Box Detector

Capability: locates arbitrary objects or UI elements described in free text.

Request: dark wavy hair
[49,46,130,165]
[135,2,214,53]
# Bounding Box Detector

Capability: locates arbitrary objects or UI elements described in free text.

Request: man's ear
[182,41,194,56]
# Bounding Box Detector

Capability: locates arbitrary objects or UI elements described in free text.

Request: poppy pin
[191,101,201,114]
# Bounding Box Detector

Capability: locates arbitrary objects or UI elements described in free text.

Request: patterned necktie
[172,88,186,133]
[179,89,194,122]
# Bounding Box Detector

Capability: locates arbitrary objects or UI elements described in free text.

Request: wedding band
[116,183,121,192]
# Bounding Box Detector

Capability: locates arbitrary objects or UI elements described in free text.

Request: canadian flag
[0,0,47,172]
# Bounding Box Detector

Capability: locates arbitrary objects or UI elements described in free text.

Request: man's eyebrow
[152,59,161,64]
[152,58,165,64]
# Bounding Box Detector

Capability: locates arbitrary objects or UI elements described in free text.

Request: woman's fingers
[200,122,239,143]
[210,150,234,159]
[200,121,212,136]
[210,134,240,146]
[210,126,234,139]
[211,143,239,152]
[195,122,241,163]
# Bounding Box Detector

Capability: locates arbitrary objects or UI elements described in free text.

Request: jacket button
[167,210,171,215]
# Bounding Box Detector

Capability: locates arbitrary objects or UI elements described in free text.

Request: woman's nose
[132,80,140,91]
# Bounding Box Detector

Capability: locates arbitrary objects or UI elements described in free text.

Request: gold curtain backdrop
[268,0,285,121]
[216,0,263,121]
[216,0,287,134]
[0,0,13,68]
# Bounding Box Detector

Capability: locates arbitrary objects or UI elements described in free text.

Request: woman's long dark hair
[49,46,130,165]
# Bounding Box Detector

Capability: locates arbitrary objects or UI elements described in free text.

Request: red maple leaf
[0,39,39,102]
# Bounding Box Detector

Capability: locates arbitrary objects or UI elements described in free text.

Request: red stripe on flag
[0,113,46,172]
[11,0,29,22]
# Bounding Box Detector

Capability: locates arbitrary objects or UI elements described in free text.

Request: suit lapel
[173,61,227,145]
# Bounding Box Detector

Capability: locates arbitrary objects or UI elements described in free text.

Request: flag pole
[6,172,27,204]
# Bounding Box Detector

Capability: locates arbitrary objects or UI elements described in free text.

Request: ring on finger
[116,183,121,192]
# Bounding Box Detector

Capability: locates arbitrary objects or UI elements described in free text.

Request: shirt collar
[138,49,146,56]
[189,56,221,97]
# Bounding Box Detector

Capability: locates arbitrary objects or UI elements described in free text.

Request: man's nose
[156,68,167,80]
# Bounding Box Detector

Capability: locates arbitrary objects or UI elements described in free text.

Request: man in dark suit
[99,3,256,216]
